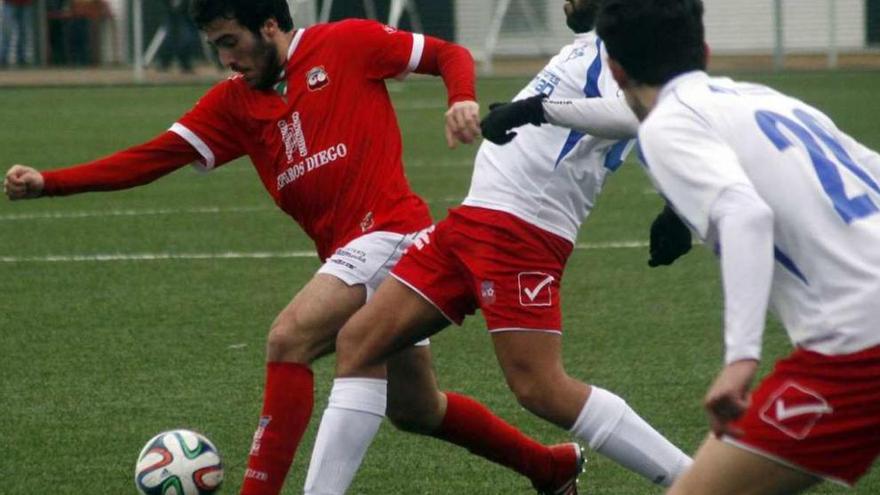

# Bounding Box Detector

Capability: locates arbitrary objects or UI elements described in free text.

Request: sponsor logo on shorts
[334,247,367,264]
[481,280,496,305]
[518,272,554,307]
[330,258,356,270]
[249,415,272,456]
[759,381,833,440]
[307,66,330,91]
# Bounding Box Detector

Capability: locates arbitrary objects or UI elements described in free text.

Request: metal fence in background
[0,0,878,82]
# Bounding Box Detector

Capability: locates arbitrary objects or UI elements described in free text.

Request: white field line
[0,251,316,263]
[0,205,272,221]
[0,198,463,222]
[0,241,648,264]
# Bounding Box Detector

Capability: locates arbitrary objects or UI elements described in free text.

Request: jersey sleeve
[41,131,199,196]
[638,104,754,239]
[170,81,246,171]
[331,19,424,80]
[711,185,775,364]
[542,97,639,140]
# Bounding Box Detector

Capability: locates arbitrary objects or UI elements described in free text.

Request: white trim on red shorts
[721,437,850,487]
[390,272,457,325]
[487,327,563,335]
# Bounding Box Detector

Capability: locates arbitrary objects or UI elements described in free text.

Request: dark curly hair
[597,0,706,85]
[191,0,294,33]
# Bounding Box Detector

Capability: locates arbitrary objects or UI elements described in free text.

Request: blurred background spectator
[0,0,35,67]
[47,0,112,66]
[157,0,197,73]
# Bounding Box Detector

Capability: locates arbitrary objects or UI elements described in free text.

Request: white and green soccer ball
[135,429,224,495]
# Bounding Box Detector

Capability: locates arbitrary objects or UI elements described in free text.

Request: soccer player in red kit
[4,1,586,494]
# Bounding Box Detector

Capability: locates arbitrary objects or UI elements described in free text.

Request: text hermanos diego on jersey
[276,111,348,191]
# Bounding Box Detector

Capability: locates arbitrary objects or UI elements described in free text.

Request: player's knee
[506,366,567,418]
[266,315,334,363]
[333,325,372,376]
[508,376,553,414]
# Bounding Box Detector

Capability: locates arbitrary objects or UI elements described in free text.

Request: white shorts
[317,230,430,346]
[318,230,420,299]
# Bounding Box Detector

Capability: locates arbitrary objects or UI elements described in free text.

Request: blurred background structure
[0,0,878,85]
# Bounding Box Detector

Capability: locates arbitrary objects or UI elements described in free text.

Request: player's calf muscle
[386,393,443,433]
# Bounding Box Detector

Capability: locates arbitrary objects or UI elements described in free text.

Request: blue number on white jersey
[756,109,880,223]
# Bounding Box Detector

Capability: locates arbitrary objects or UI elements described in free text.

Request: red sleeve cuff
[41,170,62,196]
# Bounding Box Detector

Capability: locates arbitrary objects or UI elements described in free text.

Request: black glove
[479,94,548,145]
[648,203,692,267]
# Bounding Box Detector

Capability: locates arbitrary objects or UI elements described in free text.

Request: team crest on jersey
[306,66,330,91]
[758,381,833,439]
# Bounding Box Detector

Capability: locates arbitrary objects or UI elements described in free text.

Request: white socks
[570,386,692,487]
[303,378,388,495]
[303,381,691,492]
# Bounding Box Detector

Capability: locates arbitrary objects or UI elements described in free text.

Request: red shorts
[726,345,880,485]
[391,206,573,332]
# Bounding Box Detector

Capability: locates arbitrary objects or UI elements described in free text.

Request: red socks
[240,378,558,492]
[433,392,557,487]
[240,362,314,495]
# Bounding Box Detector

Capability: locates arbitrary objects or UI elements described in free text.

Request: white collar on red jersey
[274,28,306,96]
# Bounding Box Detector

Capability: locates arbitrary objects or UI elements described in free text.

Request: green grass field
[1,71,879,494]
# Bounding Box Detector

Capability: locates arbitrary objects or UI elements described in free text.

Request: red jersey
[42,19,476,261]
[173,20,442,259]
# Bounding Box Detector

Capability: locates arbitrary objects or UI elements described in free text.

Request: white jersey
[639,71,880,355]
[464,31,635,243]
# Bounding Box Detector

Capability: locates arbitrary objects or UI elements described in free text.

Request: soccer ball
[134,429,224,495]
